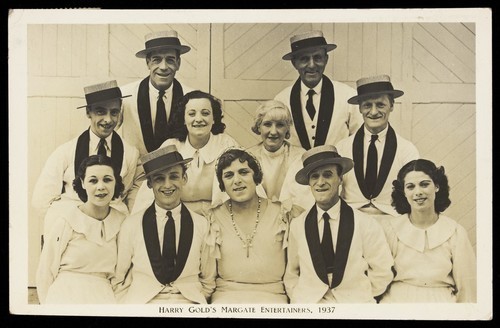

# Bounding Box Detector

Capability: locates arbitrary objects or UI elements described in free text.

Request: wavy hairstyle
[72,155,124,202]
[250,99,293,139]
[391,159,451,214]
[169,90,226,141]
[215,148,263,192]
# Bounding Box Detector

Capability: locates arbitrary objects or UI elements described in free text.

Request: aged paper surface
[8,8,492,320]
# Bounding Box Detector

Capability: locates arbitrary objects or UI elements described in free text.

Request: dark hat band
[303,151,341,168]
[85,87,123,106]
[145,37,181,50]
[291,36,327,53]
[143,151,185,175]
[357,81,395,96]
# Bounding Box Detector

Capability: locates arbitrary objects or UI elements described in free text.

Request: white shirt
[89,129,112,156]
[154,202,181,254]
[363,125,389,176]
[149,80,173,130]
[300,80,322,147]
[316,200,341,252]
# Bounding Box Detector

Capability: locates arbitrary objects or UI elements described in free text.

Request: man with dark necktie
[32,80,141,238]
[118,30,193,156]
[113,145,214,304]
[335,75,420,220]
[274,30,363,150]
[284,145,393,303]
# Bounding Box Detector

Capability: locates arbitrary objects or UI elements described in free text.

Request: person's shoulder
[335,132,357,149]
[121,138,140,156]
[120,79,143,93]
[331,80,356,92]
[274,85,294,99]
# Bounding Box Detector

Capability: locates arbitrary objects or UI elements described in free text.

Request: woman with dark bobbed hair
[132,90,238,215]
[379,159,476,303]
[204,148,302,303]
[36,155,126,304]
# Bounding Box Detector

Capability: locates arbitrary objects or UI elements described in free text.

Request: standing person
[132,90,239,215]
[31,80,140,237]
[247,100,306,201]
[112,145,214,304]
[118,30,193,156]
[380,159,476,303]
[284,145,394,303]
[205,148,301,303]
[274,30,362,151]
[335,75,419,219]
[36,155,126,304]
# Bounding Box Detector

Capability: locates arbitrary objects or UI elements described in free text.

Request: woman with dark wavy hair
[132,90,239,215]
[36,155,126,304]
[379,159,476,303]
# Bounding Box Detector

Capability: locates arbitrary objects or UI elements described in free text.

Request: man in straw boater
[274,30,363,151]
[335,75,419,221]
[112,145,214,304]
[118,30,193,157]
[32,80,141,240]
[284,145,393,303]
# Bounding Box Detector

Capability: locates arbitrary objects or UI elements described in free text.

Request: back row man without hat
[117,30,193,157]
[274,30,363,151]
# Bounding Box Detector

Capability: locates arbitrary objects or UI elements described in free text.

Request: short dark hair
[391,159,451,214]
[358,93,395,107]
[215,148,263,192]
[72,155,124,202]
[170,90,226,141]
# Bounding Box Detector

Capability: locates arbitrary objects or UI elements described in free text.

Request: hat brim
[347,90,404,105]
[282,44,337,61]
[135,45,191,58]
[136,158,193,182]
[76,94,132,109]
[295,157,354,185]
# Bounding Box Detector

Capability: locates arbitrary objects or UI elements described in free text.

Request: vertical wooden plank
[41,25,57,77]
[332,23,349,82]
[391,23,403,81]
[27,25,43,77]
[400,23,414,141]
[347,24,363,81]
[56,25,72,76]
[376,23,392,75]
[86,25,109,77]
[71,25,86,77]
[362,23,377,77]
[196,23,211,92]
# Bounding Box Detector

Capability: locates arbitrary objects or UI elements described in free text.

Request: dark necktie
[306,89,316,120]
[97,138,107,156]
[163,210,176,278]
[154,89,167,148]
[365,134,379,197]
[321,212,335,274]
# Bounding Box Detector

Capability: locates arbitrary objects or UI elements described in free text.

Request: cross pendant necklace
[228,197,261,258]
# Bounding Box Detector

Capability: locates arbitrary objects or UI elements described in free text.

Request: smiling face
[403,170,439,213]
[147,164,187,210]
[259,110,289,152]
[87,99,121,138]
[81,165,116,207]
[359,94,393,135]
[308,164,342,211]
[222,160,257,204]
[291,48,328,89]
[184,98,215,139]
[147,48,180,91]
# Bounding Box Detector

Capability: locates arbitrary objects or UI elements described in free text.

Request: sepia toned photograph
[8,8,492,320]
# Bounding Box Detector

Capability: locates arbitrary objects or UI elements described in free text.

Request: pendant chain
[228,197,261,258]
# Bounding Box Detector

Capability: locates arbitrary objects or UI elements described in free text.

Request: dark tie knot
[166,210,173,220]
[98,138,107,156]
[159,90,166,97]
[322,212,330,221]
[371,134,378,143]
[307,89,316,97]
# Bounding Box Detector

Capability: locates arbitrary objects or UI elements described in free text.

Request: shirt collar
[363,124,389,143]
[155,202,182,222]
[89,128,113,152]
[316,200,341,223]
[184,133,220,164]
[301,79,322,97]
[149,80,173,98]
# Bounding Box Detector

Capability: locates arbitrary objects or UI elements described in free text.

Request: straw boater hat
[347,75,404,105]
[295,145,354,185]
[282,30,337,61]
[77,80,131,109]
[137,145,193,181]
[135,30,191,58]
